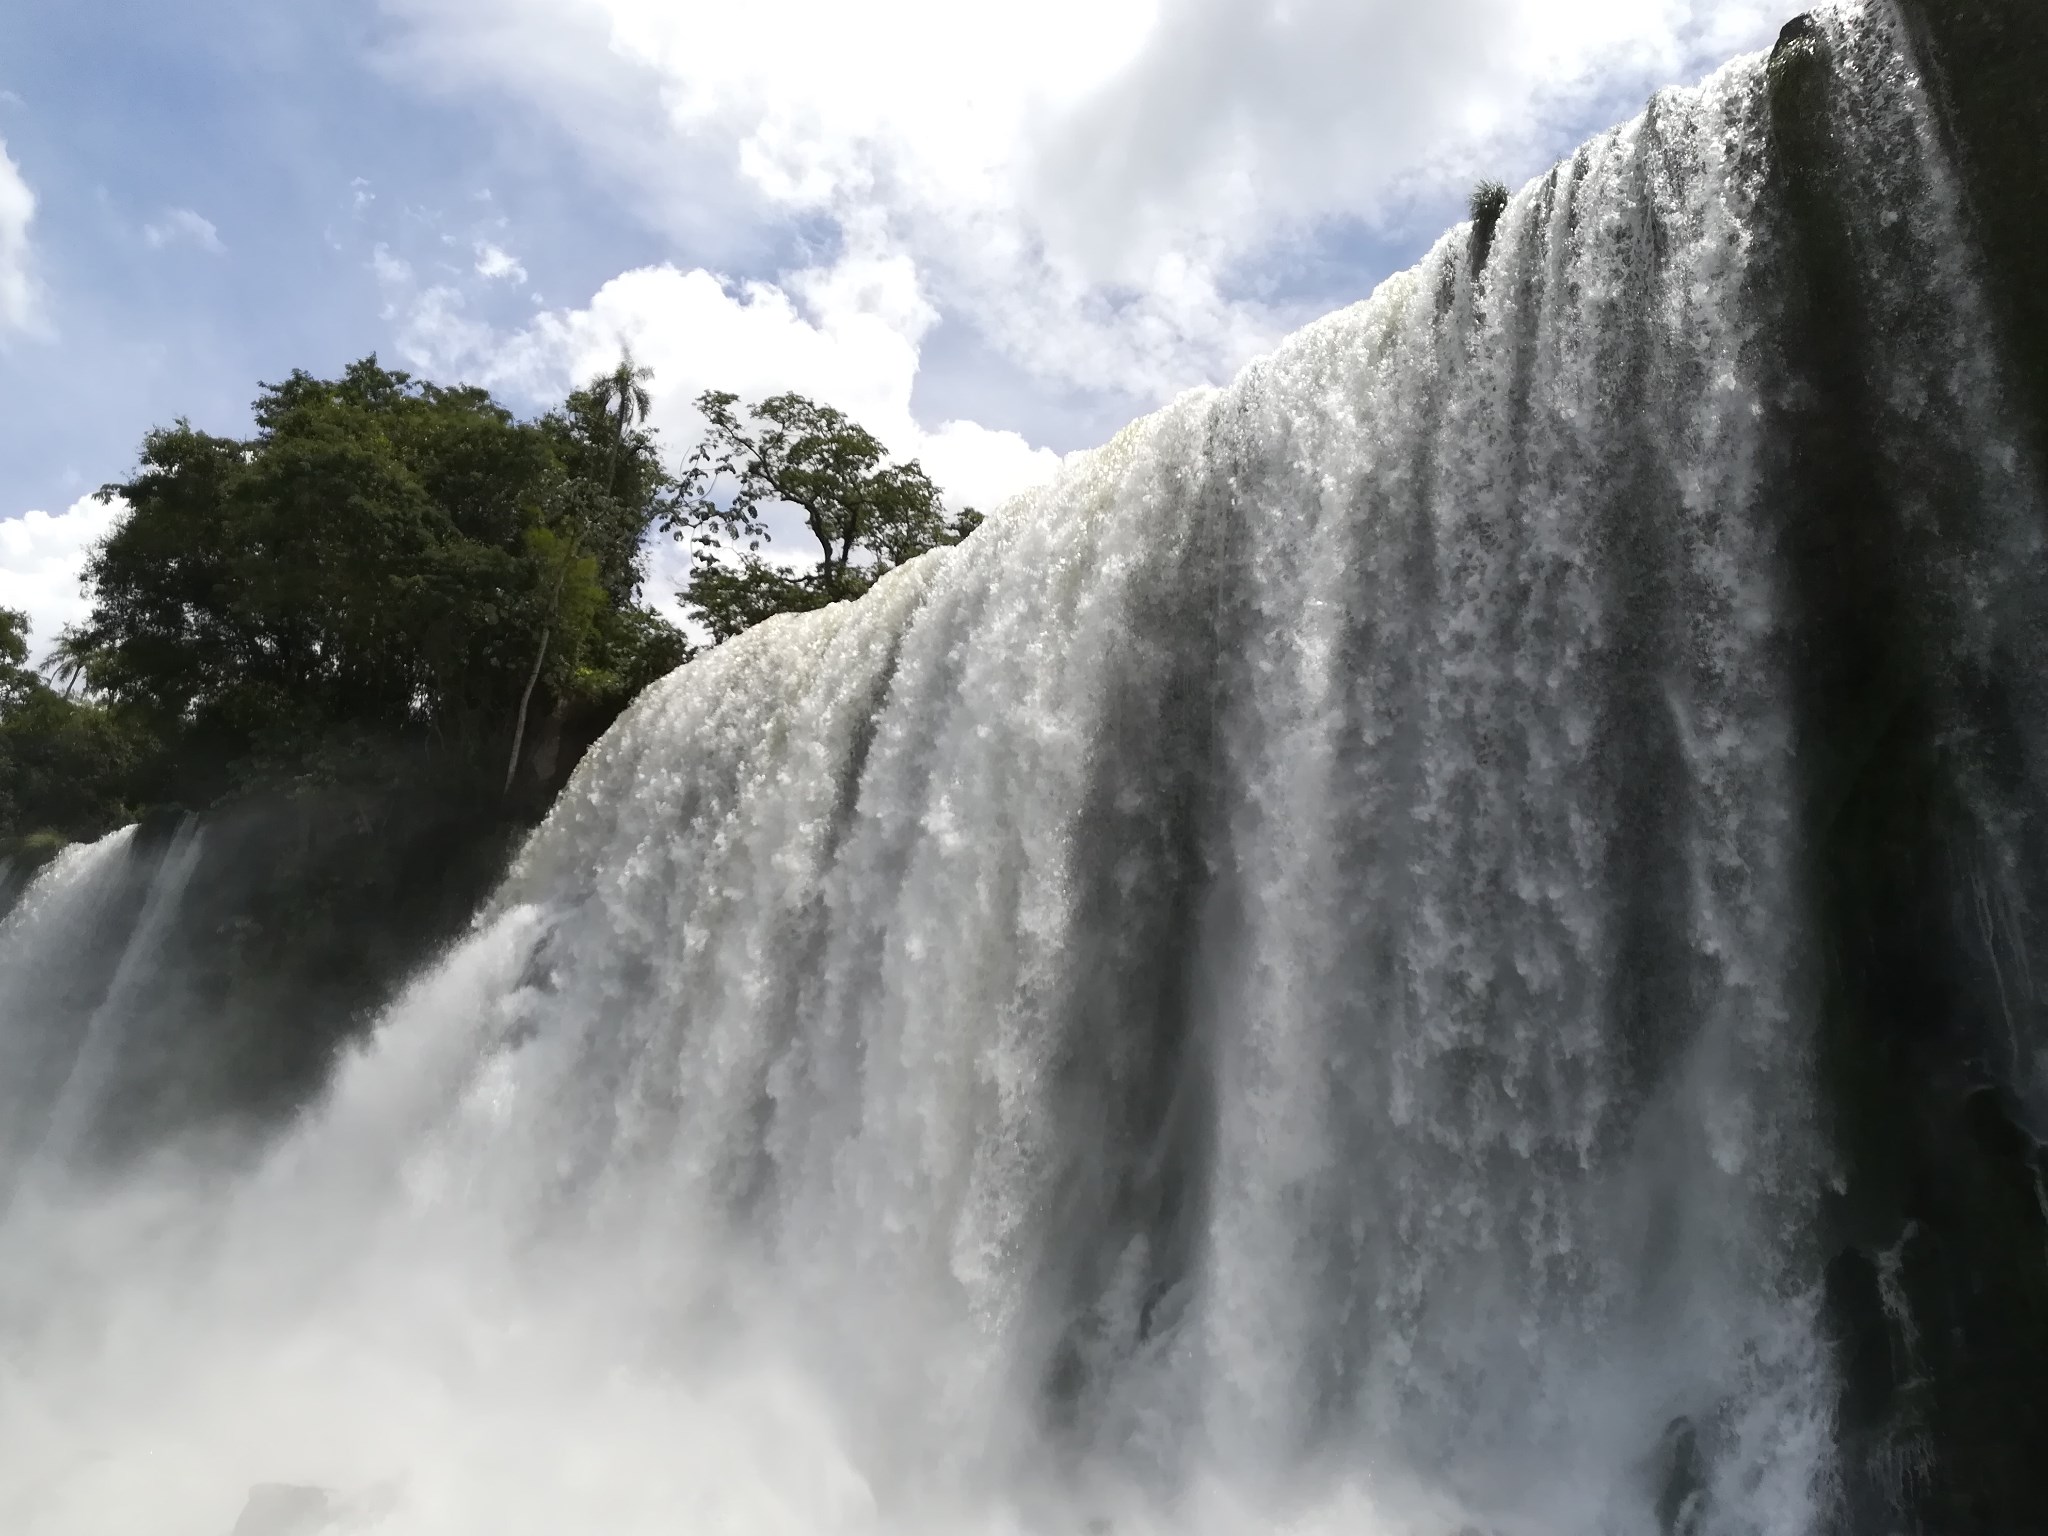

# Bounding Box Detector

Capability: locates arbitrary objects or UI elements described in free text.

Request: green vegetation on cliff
[1,359,981,859]
[67,356,686,823]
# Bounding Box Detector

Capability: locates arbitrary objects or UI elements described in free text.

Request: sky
[0,0,1793,658]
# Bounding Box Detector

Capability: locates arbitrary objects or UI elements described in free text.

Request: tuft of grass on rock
[1468,179,1511,275]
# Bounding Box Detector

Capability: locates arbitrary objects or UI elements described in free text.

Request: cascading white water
[0,5,2036,1532]
[0,829,147,1181]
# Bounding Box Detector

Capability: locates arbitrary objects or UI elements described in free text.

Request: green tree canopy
[51,356,687,816]
[665,390,981,643]
[0,607,29,700]
[0,606,150,846]
[503,352,668,793]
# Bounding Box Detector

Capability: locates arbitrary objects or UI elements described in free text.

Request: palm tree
[594,351,654,500]
[503,349,656,798]
[40,627,104,700]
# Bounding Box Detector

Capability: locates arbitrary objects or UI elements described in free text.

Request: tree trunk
[836,510,861,595]
[505,512,589,800]
[503,375,640,803]
[503,623,551,799]
[807,509,837,591]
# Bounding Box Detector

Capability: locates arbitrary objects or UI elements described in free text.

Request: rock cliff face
[1897,0,2048,462]
[1773,4,2048,1529]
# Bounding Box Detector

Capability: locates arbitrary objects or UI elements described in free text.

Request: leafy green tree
[0,689,150,842]
[69,356,687,811]
[0,607,149,845]
[0,607,31,704]
[544,353,667,602]
[666,391,981,643]
[505,352,666,794]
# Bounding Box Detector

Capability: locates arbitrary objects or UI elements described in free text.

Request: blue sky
[0,0,673,514]
[0,0,1791,655]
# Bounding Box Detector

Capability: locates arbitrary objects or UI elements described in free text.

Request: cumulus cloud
[1031,0,1785,276]
[0,496,127,663]
[374,0,1787,404]
[357,0,1791,628]
[0,138,39,334]
[142,207,226,254]
[381,232,1064,518]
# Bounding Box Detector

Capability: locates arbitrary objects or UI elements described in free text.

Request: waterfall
[2,4,2042,1532]
[0,829,148,1181]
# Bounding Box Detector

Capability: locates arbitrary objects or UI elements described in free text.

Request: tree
[42,628,101,700]
[0,607,149,844]
[69,356,687,813]
[504,352,662,796]
[666,391,981,643]
[540,351,670,604]
[0,607,31,705]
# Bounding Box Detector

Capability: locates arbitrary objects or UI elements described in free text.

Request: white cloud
[357,0,1791,617]
[142,207,226,254]
[0,138,39,335]
[0,496,127,663]
[382,234,1066,518]
[374,0,1787,405]
[1029,0,1785,277]
[475,242,527,283]
[359,213,1065,626]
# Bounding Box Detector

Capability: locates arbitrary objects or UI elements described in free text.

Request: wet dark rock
[1774,12,1822,58]
[1824,1238,1935,1525]
[1893,0,2048,472]
[1466,180,1511,275]
[1823,1247,1898,1432]
[1763,3,2048,1527]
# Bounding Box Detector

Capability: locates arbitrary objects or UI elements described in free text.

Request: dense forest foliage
[0,357,980,857]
